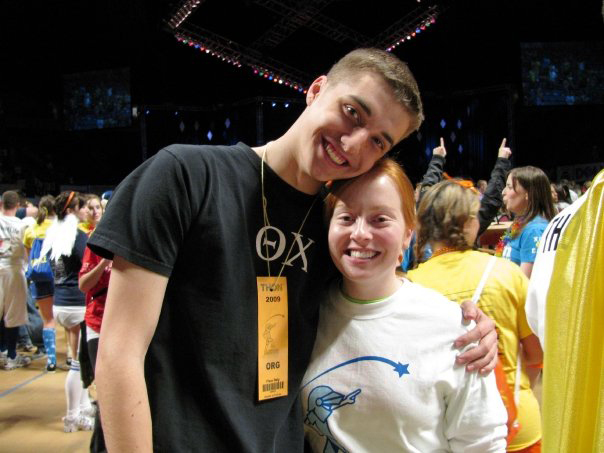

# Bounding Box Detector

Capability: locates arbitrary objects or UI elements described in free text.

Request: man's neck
[2,208,17,217]
[253,137,322,195]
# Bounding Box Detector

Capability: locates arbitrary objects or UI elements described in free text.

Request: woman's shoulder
[401,281,473,338]
[403,280,464,315]
[521,216,548,239]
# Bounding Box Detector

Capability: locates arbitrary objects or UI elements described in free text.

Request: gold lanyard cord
[261,143,318,286]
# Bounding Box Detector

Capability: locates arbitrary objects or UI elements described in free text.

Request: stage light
[382,5,440,50]
[173,32,308,94]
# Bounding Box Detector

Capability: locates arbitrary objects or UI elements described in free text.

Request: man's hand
[454,300,498,374]
[498,138,512,159]
[433,137,447,157]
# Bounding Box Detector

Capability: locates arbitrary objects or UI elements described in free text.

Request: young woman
[76,194,91,230]
[23,195,57,371]
[551,183,571,213]
[409,180,544,452]
[302,159,507,452]
[499,166,556,278]
[79,194,102,234]
[40,191,94,432]
[79,194,111,451]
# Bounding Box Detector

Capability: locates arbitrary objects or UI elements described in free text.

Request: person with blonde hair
[409,180,544,452]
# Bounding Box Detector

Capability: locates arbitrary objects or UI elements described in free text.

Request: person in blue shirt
[500,166,556,278]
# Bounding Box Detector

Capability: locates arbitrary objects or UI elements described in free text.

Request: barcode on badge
[262,381,284,392]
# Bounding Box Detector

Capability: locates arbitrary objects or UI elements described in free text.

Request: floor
[0,329,91,453]
[0,330,542,453]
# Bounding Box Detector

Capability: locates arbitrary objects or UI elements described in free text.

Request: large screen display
[521,42,604,106]
[64,68,131,130]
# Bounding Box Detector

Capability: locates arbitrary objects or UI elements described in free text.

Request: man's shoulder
[0,214,24,226]
[161,142,254,165]
[0,215,27,236]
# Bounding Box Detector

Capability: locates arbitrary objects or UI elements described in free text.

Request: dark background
[1,0,603,196]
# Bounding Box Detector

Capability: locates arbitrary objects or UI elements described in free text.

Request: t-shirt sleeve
[445,370,508,452]
[519,221,546,263]
[87,146,202,277]
[79,245,99,278]
[23,225,34,249]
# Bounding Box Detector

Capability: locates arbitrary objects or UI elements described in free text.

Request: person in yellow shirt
[23,195,57,371]
[408,180,543,452]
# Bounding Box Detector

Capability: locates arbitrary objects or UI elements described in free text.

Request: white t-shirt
[0,215,28,270]
[525,195,586,347]
[302,280,507,453]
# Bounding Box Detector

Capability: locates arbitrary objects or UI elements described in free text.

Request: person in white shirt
[0,190,32,370]
[302,158,507,452]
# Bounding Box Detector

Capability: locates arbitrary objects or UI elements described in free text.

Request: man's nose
[341,128,370,155]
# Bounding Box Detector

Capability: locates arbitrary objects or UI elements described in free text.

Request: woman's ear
[402,228,414,251]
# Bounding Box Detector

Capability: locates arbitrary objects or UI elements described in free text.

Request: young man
[89,48,497,452]
[0,191,31,370]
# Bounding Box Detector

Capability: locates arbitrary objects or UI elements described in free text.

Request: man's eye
[373,137,384,150]
[344,105,359,120]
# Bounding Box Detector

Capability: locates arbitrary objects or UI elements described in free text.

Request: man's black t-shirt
[88,143,332,452]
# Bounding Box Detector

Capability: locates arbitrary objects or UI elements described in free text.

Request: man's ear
[306,75,327,106]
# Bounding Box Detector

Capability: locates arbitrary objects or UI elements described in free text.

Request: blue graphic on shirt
[305,386,361,453]
[301,356,410,390]
[302,356,410,453]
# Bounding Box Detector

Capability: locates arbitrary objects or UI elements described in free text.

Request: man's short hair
[326,48,424,138]
[2,191,20,210]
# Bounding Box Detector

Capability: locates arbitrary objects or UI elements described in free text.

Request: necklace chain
[431,246,462,258]
[261,142,318,283]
